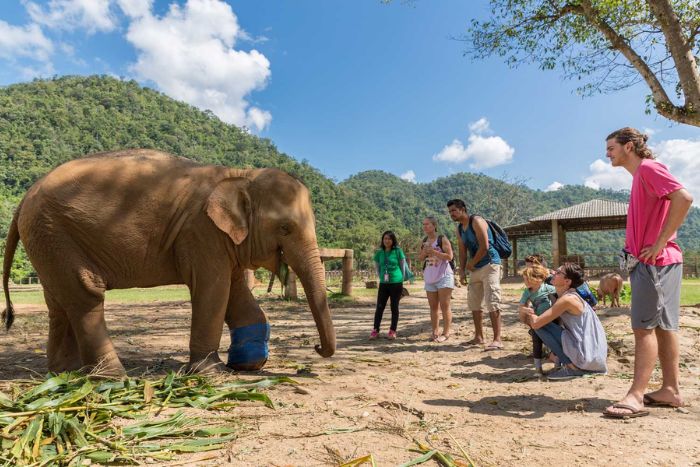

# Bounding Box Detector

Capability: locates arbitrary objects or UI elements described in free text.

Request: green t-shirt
[373,247,406,284]
[520,283,556,315]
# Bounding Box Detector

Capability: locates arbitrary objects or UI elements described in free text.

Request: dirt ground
[1,282,699,466]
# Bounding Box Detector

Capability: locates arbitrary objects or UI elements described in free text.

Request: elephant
[1,149,336,376]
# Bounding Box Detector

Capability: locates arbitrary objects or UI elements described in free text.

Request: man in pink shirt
[603,128,693,419]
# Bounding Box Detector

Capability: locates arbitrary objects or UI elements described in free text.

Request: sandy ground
[1,283,699,466]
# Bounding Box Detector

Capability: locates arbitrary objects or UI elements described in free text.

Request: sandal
[603,403,650,419]
[435,335,447,343]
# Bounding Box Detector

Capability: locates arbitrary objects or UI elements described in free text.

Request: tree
[465,0,700,127]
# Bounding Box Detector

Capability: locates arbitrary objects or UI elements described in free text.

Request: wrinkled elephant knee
[227,323,270,370]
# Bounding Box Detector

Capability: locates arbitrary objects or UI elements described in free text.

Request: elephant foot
[187,353,233,375]
[227,323,270,370]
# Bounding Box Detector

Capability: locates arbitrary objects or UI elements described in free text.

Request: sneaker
[387,330,397,340]
[369,329,379,340]
[547,366,585,381]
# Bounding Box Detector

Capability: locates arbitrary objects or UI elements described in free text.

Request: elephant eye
[279,224,291,236]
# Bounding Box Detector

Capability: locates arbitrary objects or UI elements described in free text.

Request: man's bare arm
[639,188,693,263]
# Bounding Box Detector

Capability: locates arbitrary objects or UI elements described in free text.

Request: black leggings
[373,282,403,332]
[529,329,544,358]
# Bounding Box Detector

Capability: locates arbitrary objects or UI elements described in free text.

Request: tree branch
[647,0,700,111]
[578,0,697,124]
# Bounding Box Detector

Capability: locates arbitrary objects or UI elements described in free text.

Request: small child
[524,254,597,307]
[519,265,557,373]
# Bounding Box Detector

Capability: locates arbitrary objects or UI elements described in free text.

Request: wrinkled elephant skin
[2,149,336,376]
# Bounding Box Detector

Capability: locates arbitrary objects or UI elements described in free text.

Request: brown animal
[2,149,336,376]
[597,273,623,307]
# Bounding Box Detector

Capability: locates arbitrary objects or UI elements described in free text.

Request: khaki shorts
[467,263,502,312]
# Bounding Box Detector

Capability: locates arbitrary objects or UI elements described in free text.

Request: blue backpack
[468,215,512,259]
[576,282,598,307]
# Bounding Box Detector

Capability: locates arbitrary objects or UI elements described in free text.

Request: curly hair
[521,264,550,282]
[606,127,654,159]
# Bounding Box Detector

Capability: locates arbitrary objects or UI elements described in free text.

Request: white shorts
[425,272,455,292]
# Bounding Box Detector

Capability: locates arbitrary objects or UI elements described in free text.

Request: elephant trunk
[285,241,335,358]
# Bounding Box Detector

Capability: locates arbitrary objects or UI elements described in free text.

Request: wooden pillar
[342,249,353,296]
[551,219,560,268]
[244,269,255,290]
[511,237,518,276]
[559,225,567,258]
[284,268,298,300]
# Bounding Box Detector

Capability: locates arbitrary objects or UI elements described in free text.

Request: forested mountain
[0,76,698,278]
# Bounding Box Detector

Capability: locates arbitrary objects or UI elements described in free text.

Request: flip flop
[463,339,483,347]
[484,343,503,351]
[435,335,447,343]
[603,403,650,419]
[643,394,682,408]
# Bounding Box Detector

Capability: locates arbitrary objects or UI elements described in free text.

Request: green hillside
[0,75,698,278]
[343,170,700,265]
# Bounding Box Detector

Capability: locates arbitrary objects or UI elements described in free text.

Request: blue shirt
[520,283,557,315]
[459,217,501,269]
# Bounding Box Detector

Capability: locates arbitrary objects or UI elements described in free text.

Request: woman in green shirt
[370,231,407,340]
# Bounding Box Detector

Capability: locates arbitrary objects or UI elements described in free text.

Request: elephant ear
[206,177,251,245]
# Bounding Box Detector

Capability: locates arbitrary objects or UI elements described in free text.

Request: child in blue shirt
[520,264,557,373]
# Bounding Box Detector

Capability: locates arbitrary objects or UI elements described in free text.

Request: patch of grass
[681,278,700,306]
[0,371,295,465]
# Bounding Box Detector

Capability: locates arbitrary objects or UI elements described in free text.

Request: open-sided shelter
[503,199,628,276]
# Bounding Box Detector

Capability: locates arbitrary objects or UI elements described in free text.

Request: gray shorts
[630,263,682,331]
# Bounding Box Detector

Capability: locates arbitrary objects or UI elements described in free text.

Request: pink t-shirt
[625,159,684,266]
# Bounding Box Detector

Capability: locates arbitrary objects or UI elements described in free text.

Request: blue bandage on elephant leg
[227,323,270,366]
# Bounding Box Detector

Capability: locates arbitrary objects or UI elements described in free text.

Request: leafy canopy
[465,0,700,126]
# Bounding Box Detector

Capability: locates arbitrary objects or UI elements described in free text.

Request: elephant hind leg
[46,294,82,373]
[43,275,125,377]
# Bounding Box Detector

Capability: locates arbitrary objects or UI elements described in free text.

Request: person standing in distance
[447,199,503,350]
[603,127,693,419]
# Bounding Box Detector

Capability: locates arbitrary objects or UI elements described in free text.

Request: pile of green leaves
[0,372,295,465]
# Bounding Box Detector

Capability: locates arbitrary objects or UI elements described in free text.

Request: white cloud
[433,118,514,169]
[468,117,490,135]
[116,0,153,18]
[583,159,632,190]
[545,181,564,192]
[433,134,514,169]
[583,138,700,203]
[125,0,272,131]
[24,0,117,33]
[400,170,416,183]
[642,127,657,137]
[652,138,700,204]
[0,20,53,62]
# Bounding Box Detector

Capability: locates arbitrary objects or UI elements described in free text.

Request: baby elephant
[597,273,623,307]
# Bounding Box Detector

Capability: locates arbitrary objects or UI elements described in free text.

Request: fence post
[341,249,353,296]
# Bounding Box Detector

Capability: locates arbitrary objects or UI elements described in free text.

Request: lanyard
[383,249,393,274]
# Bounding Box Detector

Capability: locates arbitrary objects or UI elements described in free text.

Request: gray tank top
[559,291,608,373]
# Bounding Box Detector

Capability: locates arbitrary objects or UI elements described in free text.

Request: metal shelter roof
[505,199,628,239]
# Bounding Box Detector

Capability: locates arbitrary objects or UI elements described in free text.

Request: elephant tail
[2,207,20,331]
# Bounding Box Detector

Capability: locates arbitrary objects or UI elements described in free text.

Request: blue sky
[1,0,699,198]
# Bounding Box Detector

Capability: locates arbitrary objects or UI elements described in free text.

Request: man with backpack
[448,199,505,350]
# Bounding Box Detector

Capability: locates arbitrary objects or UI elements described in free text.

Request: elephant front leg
[225,270,270,371]
[187,274,232,374]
